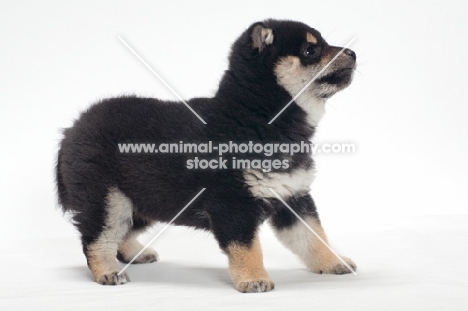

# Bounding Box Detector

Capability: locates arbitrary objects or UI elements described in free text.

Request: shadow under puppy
[56,19,357,293]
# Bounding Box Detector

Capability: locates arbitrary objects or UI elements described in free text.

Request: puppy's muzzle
[318,46,356,87]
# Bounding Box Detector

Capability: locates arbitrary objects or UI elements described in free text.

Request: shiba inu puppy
[56,19,357,293]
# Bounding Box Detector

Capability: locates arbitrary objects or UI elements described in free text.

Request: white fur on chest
[295,93,326,126]
[243,167,315,199]
[274,56,327,127]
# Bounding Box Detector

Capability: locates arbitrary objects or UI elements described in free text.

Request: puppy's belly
[243,168,315,199]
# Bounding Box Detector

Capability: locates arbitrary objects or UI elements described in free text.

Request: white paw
[96,271,130,285]
[313,256,357,275]
[235,278,275,293]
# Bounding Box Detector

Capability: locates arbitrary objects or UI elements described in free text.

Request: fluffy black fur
[56,19,356,290]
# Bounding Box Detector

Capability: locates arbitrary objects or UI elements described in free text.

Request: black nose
[344,48,356,61]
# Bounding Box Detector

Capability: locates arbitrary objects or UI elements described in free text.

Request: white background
[1,0,467,310]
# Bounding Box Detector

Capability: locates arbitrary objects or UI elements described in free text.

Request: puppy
[56,19,357,293]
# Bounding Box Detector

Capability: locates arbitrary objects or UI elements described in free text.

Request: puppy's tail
[55,147,70,213]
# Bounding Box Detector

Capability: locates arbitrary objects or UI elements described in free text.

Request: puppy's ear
[251,24,274,52]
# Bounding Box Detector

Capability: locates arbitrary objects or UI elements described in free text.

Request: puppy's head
[229,19,356,99]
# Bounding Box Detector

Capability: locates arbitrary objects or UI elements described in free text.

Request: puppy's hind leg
[85,187,133,285]
[117,224,159,264]
[270,194,356,275]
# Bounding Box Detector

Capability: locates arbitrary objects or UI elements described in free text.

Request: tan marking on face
[319,50,334,65]
[306,32,317,44]
[274,55,301,79]
[226,234,274,292]
[274,56,327,126]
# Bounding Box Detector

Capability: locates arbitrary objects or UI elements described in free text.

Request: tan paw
[117,248,159,264]
[96,271,130,285]
[312,256,357,275]
[235,279,275,293]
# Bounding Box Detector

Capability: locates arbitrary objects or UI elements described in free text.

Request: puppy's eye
[304,45,319,57]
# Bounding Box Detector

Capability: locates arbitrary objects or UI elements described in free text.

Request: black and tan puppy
[56,19,357,293]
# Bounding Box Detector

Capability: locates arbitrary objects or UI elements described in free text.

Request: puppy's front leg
[225,234,274,293]
[270,194,356,274]
[209,197,275,293]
